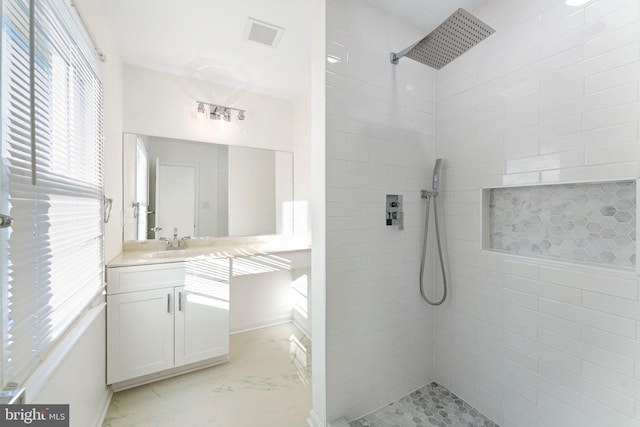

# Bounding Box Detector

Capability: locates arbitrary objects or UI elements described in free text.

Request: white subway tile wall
[325,0,437,421]
[489,181,636,267]
[434,0,640,426]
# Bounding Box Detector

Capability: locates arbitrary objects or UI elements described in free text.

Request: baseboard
[328,417,350,427]
[110,355,228,392]
[92,387,113,427]
[230,316,293,335]
[307,409,324,427]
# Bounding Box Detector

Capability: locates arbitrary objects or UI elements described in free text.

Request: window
[135,137,148,240]
[0,0,103,387]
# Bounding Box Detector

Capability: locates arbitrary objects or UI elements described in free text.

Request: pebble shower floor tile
[350,382,499,427]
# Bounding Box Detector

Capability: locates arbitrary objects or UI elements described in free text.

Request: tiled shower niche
[487,181,637,268]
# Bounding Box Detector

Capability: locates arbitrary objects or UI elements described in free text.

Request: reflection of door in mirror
[154,162,197,239]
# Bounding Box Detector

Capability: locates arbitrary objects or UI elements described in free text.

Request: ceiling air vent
[244,17,285,48]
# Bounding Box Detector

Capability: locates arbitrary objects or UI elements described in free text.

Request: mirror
[123,133,293,241]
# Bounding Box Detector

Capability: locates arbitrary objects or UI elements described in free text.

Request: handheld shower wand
[432,158,442,193]
[420,158,448,306]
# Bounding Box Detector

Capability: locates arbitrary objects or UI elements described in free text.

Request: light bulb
[196,102,206,119]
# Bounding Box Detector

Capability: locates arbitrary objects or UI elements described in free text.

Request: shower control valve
[386,194,403,230]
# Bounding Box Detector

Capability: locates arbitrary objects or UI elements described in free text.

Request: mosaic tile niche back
[489,181,636,268]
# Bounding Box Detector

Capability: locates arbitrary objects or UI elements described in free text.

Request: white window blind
[0,0,104,388]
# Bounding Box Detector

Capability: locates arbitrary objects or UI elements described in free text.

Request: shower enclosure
[320,0,640,426]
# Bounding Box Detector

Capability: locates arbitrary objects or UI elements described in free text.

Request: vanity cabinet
[106,288,175,382]
[106,259,229,388]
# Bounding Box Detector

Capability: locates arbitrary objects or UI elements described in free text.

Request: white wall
[30,306,108,427]
[229,270,294,333]
[434,0,640,425]
[228,250,312,335]
[122,65,293,152]
[97,10,124,263]
[324,0,437,421]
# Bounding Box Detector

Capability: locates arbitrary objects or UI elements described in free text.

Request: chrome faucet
[160,228,190,250]
[164,227,184,250]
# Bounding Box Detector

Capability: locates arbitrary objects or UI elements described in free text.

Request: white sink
[141,249,194,260]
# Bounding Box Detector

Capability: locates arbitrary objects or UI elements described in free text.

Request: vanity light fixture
[196,101,246,122]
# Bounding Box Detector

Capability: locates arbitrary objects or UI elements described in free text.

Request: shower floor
[350,382,499,427]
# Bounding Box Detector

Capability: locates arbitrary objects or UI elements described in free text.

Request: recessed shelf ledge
[482,179,637,271]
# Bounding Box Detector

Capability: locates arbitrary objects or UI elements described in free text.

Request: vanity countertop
[107,235,311,268]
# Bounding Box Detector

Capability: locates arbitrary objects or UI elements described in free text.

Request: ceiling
[100,0,484,101]
[369,0,485,31]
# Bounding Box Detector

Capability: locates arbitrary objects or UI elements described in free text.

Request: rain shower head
[390,8,495,69]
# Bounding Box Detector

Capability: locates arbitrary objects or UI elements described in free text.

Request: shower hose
[419,193,448,306]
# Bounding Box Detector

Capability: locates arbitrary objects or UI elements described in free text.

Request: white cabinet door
[107,288,174,384]
[174,285,229,367]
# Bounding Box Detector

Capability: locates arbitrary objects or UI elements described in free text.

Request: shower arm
[390,41,420,65]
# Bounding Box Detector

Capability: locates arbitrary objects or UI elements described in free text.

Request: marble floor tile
[103,322,311,427]
[350,382,499,427]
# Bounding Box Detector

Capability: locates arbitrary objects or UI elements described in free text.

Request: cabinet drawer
[107,263,185,295]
